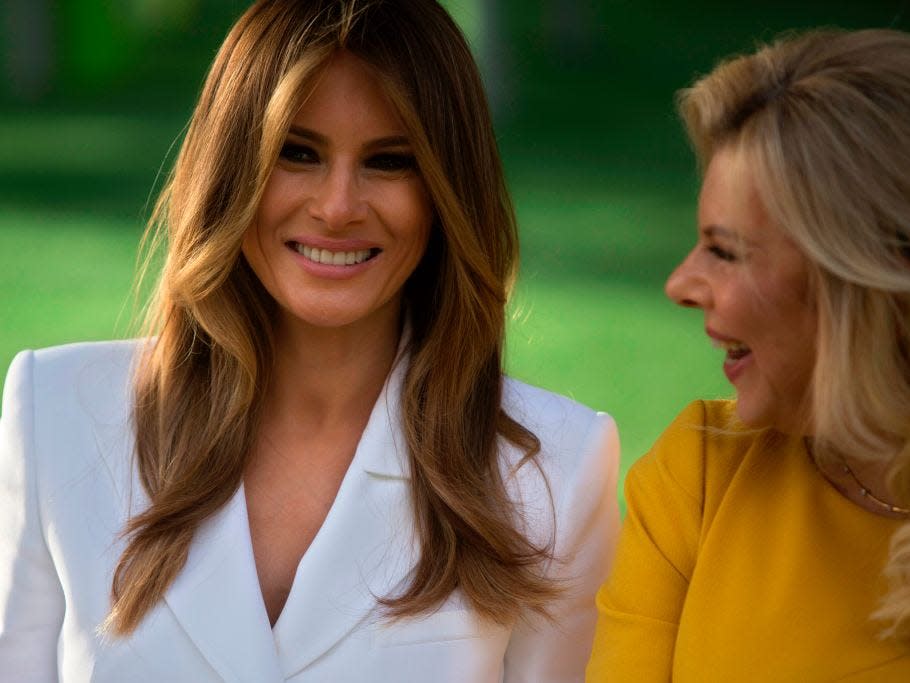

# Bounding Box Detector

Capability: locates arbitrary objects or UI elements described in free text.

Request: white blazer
[0,340,619,682]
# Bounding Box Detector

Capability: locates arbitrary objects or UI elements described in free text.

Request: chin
[735,397,810,435]
[733,396,774,430]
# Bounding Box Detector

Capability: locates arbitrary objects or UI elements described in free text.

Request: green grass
[0,207,141,364]
[504,162,729,485]
[508,279,729,482]
[0,111,731,506]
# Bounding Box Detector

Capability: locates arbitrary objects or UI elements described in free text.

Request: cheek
[412,210,433,253]
[256,179,289,229]
[244,173,301,268]
[786,308,817,376]
[387,185,434,248]
[239,221,279,293]
[769,275,815,339]
[759,295,817,385]
[240,222,264,265]
[713,278,755,322]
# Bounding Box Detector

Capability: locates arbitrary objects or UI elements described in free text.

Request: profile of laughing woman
[0,1,619,681]
[587,28,910,681]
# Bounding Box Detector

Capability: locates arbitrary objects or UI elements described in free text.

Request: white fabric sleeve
[0,350,65,681]
[503,412,621,682]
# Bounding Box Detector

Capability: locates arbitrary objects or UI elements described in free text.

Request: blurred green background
[2,0,908,493]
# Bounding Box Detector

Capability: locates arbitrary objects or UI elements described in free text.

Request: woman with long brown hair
[588,28,910,680]
[0,1,619,680]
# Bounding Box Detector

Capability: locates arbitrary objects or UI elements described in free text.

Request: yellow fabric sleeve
[587,400,910,681]
[586,401,711,681]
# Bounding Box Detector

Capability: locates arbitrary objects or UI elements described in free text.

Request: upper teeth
[296,244,373,265]
[713,339,749,353]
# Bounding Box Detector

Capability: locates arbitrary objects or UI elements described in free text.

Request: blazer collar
[162,487,284,682]
[272,349,418,675]
[162,351,418,679]
[355,352,411,479]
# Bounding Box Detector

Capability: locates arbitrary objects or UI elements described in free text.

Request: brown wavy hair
[678,28,910,640]
[107,0,555,635]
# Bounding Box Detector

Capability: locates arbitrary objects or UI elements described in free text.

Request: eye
[708,245,737,262]
[279,143,319,165]
[365,152,417,173]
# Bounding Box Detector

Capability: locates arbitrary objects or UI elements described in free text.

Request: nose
[665,250,710,309]
[306,164,367,230]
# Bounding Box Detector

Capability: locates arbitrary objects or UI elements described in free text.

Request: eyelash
[708,245,737,262]
[365,153,417,172]
[278,144,416,173]
[279,143,318,164]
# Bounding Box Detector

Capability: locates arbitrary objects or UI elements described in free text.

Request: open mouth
[713,338,752,363]
[287,241,381,266]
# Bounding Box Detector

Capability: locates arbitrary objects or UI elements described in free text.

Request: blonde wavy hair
[107,0,554,635]
[678,28,910,640]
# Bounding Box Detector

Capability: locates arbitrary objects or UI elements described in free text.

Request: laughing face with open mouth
[665,144,818,434]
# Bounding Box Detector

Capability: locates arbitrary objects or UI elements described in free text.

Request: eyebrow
[287,126,411,150]
[703,224,757,248]
[703,225,737,240]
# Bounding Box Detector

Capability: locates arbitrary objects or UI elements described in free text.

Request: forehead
[290,51,406,137]
[698,145,799,253]
[700,145,812,278]
[698,145,771,237]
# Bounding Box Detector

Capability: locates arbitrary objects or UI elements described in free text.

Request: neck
[264,310,403,429]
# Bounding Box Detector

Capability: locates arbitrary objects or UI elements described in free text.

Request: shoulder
[500,377,619,540]
[502,377,617,464]
[2,339,147,515]
[17,338,143,377]
[5,339,144,405]
[3,339,146,463]
[628,399,759,512]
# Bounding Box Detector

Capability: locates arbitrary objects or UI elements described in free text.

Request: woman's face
[665,145,817,433]
[243,51,433,334]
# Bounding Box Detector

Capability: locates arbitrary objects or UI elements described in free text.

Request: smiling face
[242,51,433,337]
[665,145,818,433]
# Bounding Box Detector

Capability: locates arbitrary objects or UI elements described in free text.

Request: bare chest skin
[243,308,401,626]
[244,416,369,627]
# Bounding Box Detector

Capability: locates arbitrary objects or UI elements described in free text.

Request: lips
[717,339,751,361]
[707,328,753,382]
[286,240,381,267]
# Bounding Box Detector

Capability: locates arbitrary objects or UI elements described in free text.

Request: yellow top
[587,400,910,682]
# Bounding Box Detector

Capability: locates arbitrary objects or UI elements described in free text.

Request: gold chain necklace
[839,459,910,516]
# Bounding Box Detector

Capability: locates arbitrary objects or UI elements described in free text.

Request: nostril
[678,297,700,308]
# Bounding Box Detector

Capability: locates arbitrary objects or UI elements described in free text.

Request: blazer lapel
[163,485,284,683]
[272,357,418,676]
[83,341,413,679]
[80,345,280,680]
